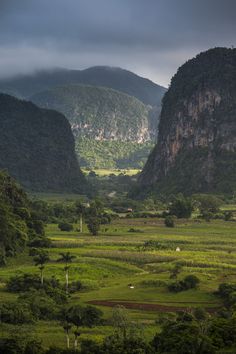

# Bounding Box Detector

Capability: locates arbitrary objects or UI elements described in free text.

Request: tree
[170,263,182,279]
[57,252,76,293]
[0,171,45,257]
[169,195,193,218]
[193,194,222,214]
[67,305,103,348]
[111,305,130,340]
[58,222,73,232]
[75,200,86,233]
[85,199,105,236]
[165,215,175,227]
[87,217,100,236]
[33,251,49,285]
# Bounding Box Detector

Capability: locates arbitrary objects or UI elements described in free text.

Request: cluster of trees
[77,138,154,169]
[31,199,111,236]
[162,193,234,227]
[0,171,48,263]
[168,275,200,293]
[1,298,236,353]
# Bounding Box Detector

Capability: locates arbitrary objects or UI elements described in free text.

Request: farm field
[0,215,236,349]
[82,168,140,177]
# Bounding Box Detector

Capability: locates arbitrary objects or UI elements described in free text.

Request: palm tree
[75,201,85,233]
[33,251,49,285]
[62,322,72,349]
[57,252,76,293]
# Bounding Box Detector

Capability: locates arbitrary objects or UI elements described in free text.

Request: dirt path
[88,300,220,313]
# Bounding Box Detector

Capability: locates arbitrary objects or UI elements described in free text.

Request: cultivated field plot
[0,217,236,347]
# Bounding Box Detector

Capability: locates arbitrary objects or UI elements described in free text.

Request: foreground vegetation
[1,173,236,353]
[1,207,236,352]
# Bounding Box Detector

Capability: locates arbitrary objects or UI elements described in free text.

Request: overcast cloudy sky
[0,0,235,86]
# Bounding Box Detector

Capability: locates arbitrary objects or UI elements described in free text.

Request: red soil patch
[88,300,220,313]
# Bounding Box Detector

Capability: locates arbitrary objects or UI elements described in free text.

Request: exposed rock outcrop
[139,48,236,194]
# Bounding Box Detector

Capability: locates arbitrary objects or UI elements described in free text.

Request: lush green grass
[82,168,140,177]
[1,216,236,349]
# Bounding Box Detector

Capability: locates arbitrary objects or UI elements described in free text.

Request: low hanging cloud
[0,0,235,86]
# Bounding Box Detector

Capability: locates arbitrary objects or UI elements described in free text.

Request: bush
[0,302,34,324]
[19,290,60,320]
[169,196,193,218]
[128,228,143,233]
[86,217,100,236]
[58,222,73,232]
[165,216,175,227]
[168,275,200,292]
[28,237,52,248]
[6,274,67,303]
[184,275,200,289]
[224,211,233,221]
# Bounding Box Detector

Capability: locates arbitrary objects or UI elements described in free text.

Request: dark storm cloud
[0,0,235,85]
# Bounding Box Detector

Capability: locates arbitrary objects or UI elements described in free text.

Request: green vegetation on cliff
[139,47,236,196]
[0,94,88,193]
[30,84,154,141]
[31,84,157,168]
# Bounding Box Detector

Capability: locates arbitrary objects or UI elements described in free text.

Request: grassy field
[0,216,236,349]
[82,168,140,176]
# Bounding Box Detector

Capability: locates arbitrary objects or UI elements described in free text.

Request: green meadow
[0,213,236,348]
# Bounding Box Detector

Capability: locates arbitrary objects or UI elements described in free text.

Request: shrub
[128,228,143,233]
[28,237,52,248]
[58,222,73,232]
[169,196,193,218]
[86,217,100,236]
[184,275,200,289]
[168,275,200,292]
[142,240,167,250]
[224,211,233,221]
[6,274,67,303]
[19,290,60,320]
[0,302,34,324]
[165,216,175,227]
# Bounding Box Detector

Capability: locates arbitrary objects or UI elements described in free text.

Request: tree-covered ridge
[30,84,157,142]
[0,171,46,259]
[0,66,166,107]
[0,94,88,193]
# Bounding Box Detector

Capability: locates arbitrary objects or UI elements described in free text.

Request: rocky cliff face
[139,48,236,194]
[0,94,88,193]
[30,84,156,143]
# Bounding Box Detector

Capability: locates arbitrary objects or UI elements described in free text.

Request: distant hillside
[0,66,166,107]
[139,47,236,195]
[0,66,166,169]
[0,94,88,193]
[31,84,156,141]
[31,84,156,168]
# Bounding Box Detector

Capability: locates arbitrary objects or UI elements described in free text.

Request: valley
[0,208,236,349]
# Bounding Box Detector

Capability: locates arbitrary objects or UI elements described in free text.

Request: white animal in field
[176,247,181,252]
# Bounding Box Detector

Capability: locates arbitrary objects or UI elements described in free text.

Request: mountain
[0,66,166,107]
[31,84,156,141]
[31,84,157,169]
[0,93,88,193]
[139,48,236,195]
[0,66,166,169]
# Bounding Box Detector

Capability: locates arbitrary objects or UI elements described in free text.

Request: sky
[0,0,235,87]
